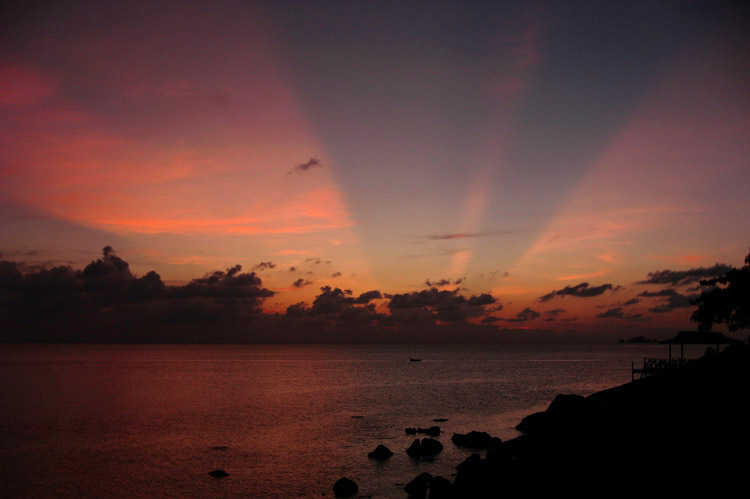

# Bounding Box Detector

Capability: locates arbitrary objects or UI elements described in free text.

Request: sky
[1,0,748,342]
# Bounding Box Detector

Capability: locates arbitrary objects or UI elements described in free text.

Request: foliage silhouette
[691,249,750,332]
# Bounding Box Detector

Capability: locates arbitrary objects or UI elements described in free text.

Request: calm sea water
[0,343,706,498]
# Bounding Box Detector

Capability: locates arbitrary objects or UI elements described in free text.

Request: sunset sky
[1,1,748,341]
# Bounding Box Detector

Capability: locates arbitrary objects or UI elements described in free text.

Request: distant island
[616,335,659,344]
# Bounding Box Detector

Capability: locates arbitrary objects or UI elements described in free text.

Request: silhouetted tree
[691,249,750,332]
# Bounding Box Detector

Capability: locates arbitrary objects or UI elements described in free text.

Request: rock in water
[420,438,443,455]
[516,393,586,433]
[208,469,228,478]
[333,477,358,496]
[406,438,422,457]
[368,444,394,459]
[404,472,432,498]
[428,475,456,499]
[451,431,500,448]
[547,393,585,414]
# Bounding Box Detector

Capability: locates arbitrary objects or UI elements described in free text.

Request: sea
[0,343,709,498]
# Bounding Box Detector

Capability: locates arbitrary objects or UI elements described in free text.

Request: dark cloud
[354,290,383,304]
[425,230,518,240]
[627,313,650,322]
[637,264,733,287]
[468,293,496,306]
[388,287,497,324]
[622,298,640,306]
[289,266,297,272]
[182,265,273,301]
[1,247,275,339]
[288,157,324,174]
[639,288,695,313]
[283,286,389,329]
[331,272,342,278]
[81,245,132,293]
[502,307,541,322]
[310,286,354,314]
[425,277,465,287]
[292,278,313,288]
[596,307,651,322]
[542,308,566,321]
[305,257,322,264]
[538,282,620,302]
[597,307,625,319]
[252,262,276,271]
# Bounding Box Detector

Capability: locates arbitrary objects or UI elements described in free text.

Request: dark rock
[514,411,549,433]
[516,394,586,434]
[406,438,422,457]
[208,469,228,478]
[405,427,417,435]
[428,476,456,499]
[420,438,444,455]
[485,443,513,469]
[451,430,499,448]
[333,477,358,497]
[367,444,394,459]
[454,454,492,496]
[404,472,431,498]
[547,393,585,414]
[455,453,484,476]
[210,445,229,451]
[407,438,443,458]
[433,418,448,422]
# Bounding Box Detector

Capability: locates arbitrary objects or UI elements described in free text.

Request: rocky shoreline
[337,343,750,497]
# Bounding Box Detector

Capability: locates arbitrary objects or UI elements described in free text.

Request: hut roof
[659,330,742,345]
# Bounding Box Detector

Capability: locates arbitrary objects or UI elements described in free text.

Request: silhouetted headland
[398,343,750,498]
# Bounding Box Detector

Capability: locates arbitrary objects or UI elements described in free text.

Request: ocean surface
[0,343,708,498]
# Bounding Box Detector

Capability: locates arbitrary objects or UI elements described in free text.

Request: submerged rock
[432,418,449,422]
[333,477,358,497]
[405,426,440,436]
[208,469,228,478]
[367,444,394,459]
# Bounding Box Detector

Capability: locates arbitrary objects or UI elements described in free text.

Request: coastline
[394,343,750,498]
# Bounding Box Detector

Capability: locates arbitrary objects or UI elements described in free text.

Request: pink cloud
[0,66,56,105]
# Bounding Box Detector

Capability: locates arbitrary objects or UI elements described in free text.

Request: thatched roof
[659,330,743,345]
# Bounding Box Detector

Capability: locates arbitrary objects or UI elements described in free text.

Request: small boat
[410,358,421,362]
